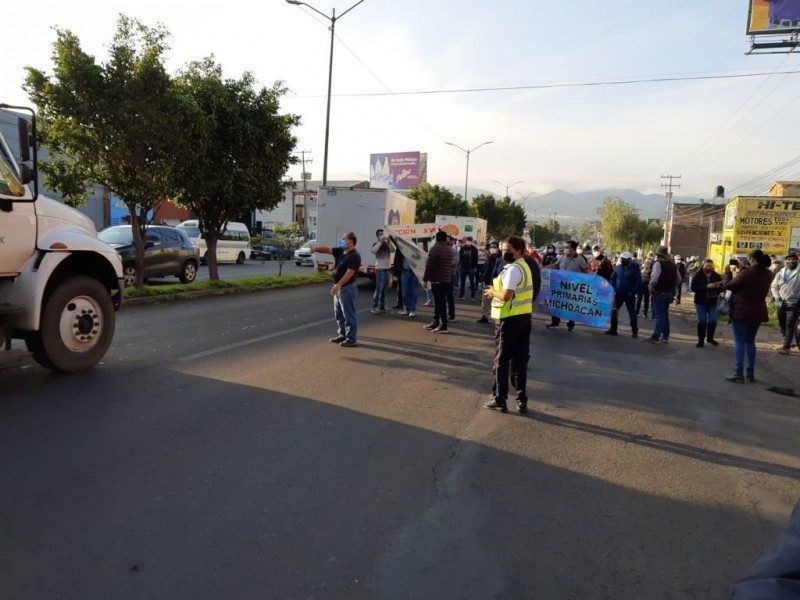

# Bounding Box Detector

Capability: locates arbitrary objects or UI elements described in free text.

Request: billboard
[370,151,422,191]
[747,0,800,35]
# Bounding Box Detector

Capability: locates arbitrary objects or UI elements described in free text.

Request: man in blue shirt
[311,232,362,347]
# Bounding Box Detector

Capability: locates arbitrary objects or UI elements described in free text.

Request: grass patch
[125,273,331,300]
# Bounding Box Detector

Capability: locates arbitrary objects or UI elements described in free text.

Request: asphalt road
[150,257,314,284]
[2,282,800,599]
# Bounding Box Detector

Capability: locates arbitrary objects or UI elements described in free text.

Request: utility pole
[661,174,681,250]
[296,150,313,236]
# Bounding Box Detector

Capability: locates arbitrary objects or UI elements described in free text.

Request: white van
[176,220,251,265]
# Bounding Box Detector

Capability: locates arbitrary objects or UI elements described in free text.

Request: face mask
[464,241,471,246]
[787,261,798,270]
[338,239,347,248]
[503,252,515,263]
[489,248,498,255]
[592,251,601,258]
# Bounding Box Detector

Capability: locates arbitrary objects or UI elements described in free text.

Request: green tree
[173,58,299,280]
[598,196,642,252]
[472,195,526,240]
[407,183,470,223]
[269,222,303,277]
[24,16,196,287]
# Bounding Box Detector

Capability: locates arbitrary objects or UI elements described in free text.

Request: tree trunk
[128,207,146,288]
[207,235,219,281]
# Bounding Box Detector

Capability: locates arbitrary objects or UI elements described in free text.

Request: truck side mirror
[18,117,30,163]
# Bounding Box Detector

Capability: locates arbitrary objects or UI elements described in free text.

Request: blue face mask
[338,239,347,249]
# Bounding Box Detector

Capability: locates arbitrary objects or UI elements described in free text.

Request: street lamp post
[445,140,493,201]
[285,0,366,186]
[493,180,523,199]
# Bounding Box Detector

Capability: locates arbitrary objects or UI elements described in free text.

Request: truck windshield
[0,143,25,197]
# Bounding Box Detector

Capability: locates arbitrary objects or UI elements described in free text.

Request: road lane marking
[178,309,371,362]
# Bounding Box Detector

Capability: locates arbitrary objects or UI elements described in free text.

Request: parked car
[98,225,200,287]
[250,245,295,261]
[294,244,314,267]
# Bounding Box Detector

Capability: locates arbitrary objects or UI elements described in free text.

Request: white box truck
[0,105,124,372]
[434,215,488,246]
[313,187,416,275]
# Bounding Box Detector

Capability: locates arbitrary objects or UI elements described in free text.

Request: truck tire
[179,260,198,284]
[27,276,116,372]
[236,252,246,265]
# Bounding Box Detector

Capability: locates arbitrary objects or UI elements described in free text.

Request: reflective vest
[491,260,533,319]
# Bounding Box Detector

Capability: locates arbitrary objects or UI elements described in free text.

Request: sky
[4,0,800,202]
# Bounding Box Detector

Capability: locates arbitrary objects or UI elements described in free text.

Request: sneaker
[378,307,387,312]
[330,335,346,343]
[646,337,661,344]
[458,297,465,301]
[483,399,507,413]
[631,330,638,339]
[470,297,476,302]
[545,324,559,329]
[423,323,437,330]
[516,401,527,414]
[661,339,669,344]
[432,326,449,334]
[567,325,574,332]
[370,308,382,315]
[423,300,433,307]
[777,346,792,355]
[408,312,416,317]
[339,339,358,347]
[399,310,409,315]
[476,317,489,323]
[449,317,457,323]
[604,330,618,336]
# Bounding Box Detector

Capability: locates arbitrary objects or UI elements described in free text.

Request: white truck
[434,215,488,246]
[313,187,416,276]
[0,105,124,372]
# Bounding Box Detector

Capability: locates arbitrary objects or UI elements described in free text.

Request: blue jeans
[650,291,672,340]
[694,303,718,325]
[334,284,358,342]
[401,270,419,312]
[731,321,760,371]
[373,268,390,309]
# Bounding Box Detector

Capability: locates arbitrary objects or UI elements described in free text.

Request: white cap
[620,251,633,259]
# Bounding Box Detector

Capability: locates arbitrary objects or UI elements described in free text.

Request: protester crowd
[312,230,799,392]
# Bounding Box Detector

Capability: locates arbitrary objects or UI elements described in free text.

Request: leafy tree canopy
[173,58,299,280]
[24,15,200,286]
[471,195,526,240]
[407,183,470,223]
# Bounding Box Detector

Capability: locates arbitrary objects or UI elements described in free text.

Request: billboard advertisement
[370,151,422,191]
[748,0,800,35]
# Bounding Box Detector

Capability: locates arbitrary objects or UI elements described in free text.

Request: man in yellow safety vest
[482,236,534,413]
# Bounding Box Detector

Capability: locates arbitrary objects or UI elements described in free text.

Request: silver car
[294,245,314,266]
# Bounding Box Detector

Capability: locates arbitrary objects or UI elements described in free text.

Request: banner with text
[536,270,614,328]
[386,223,438,285]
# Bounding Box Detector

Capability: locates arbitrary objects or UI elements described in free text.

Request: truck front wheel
[27,276,116,372]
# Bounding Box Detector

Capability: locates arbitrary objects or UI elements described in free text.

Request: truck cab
[0,105,123,372]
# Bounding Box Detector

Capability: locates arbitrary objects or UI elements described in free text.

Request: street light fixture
[445,140,493,202]
[493,180,523,199]
[285,0,366,186]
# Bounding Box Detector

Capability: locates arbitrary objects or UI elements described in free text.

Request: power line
[672,52,797,172]
[289,69,800,99]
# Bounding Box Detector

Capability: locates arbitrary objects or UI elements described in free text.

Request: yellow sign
[727,197,800,254]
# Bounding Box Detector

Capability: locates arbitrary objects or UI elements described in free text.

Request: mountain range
[517,189,700,221]
[467,188,703,223]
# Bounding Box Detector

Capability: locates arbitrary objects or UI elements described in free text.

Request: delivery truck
[313,187,416,275]
[434,215,488,246]
[0,105,124,372]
